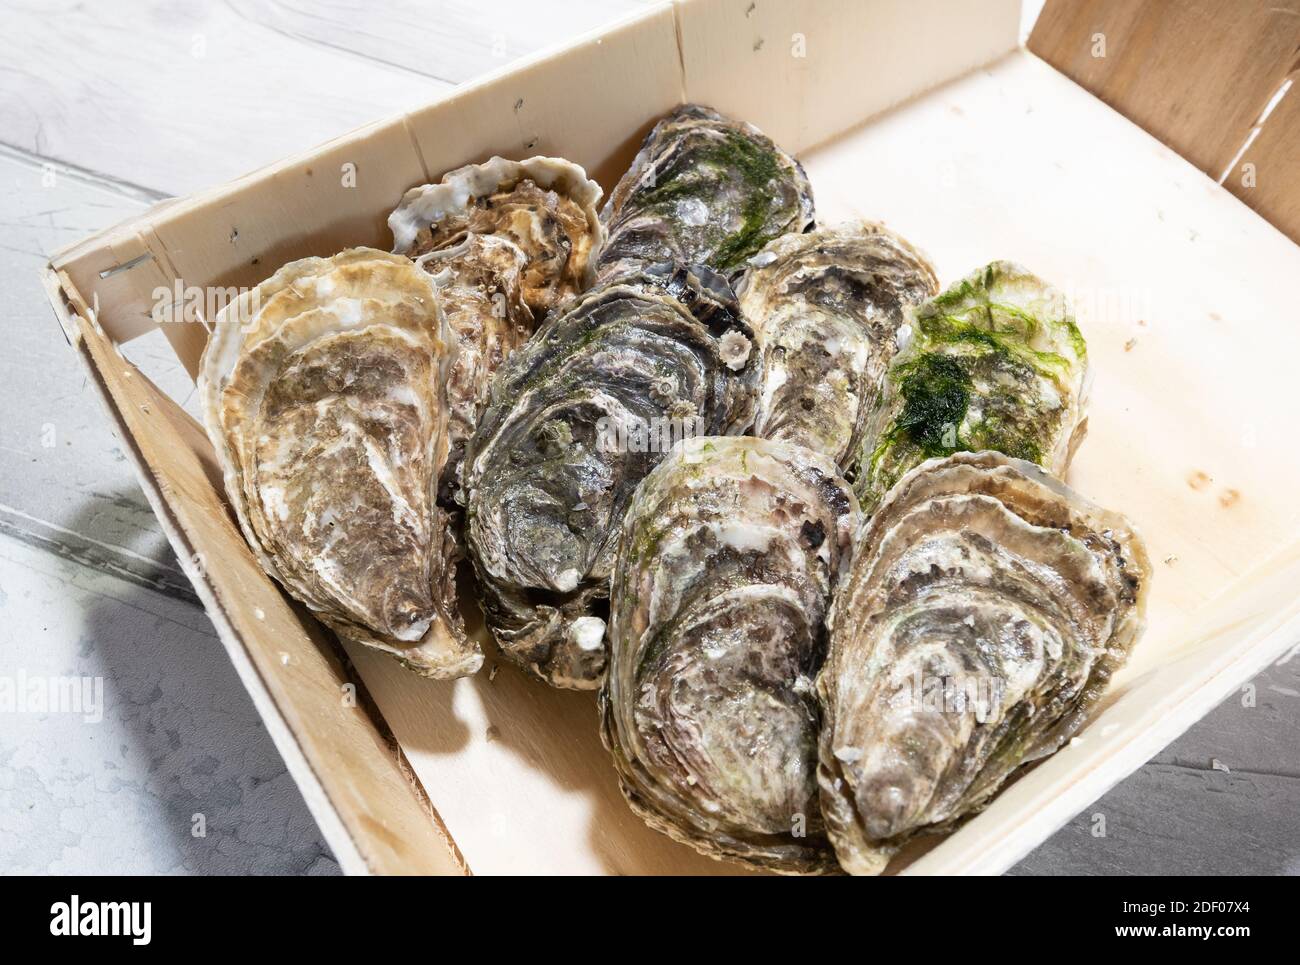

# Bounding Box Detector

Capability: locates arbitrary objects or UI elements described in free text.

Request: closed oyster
[818,451,1150,875]
[415,233,533,492]
[598,105,815,280]
[198,248,482,678]
[601,436,858,874]
[462,263,761,688]
[389,156,603,315]
[738,222,938,472]
[855,261,1088,514]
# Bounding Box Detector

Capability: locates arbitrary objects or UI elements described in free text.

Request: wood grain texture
[0,531,339,875]
[1028,0,1300,180]
[1225,84,1300,244]
[675,0,1020,153]
[1012,653,1300,875]
[0,0,450,197]
[0,0,652,198]
[402,3,684,192]
[233,0,656,85]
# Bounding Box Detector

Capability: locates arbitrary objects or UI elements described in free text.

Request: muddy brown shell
[198,248,479,678]
[390,155,604,316]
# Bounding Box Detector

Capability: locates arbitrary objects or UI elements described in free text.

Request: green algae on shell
[737,222,938,474]
[597,105,815,280]
[854,261,1089,514]
[461,263,761,689]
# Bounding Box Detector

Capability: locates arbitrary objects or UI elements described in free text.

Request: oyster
[462,263,761,688]
[818,451,1150,874]
[198,248,482,678]
[415,233,533,492]
[598,105,815,279]
[389,156,603,315]
[855,261,1089,514]
[738,222,938,472]
[601,436,859,874]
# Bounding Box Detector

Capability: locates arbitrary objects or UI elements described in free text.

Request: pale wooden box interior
[43,0,1300,874]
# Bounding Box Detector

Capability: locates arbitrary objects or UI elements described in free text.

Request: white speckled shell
[389,156,604,313]
[737,222,938,473]
[197,248,481,678]
[461,264,761,690]
[601,435,859,874]
[818,451,1150,874]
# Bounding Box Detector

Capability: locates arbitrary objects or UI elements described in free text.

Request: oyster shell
[415,233,533,493]
[818,451,1150,874]
[389,156,603,315]
[462,263,762,688]
[601,436,859,874]
[200,248,416,412]
[855,261,1089,514]
[198,248,482,678]
[738,222,938,472]
[598,104,815,279]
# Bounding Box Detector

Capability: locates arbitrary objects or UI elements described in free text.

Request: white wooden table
[1,0,1296,875]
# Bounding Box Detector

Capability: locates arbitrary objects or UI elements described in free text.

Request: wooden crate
[42,0,1300,874]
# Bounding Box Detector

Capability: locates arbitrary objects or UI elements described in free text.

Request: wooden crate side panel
[49,5,682,350]
[45,272,465,876]
[50,0,1020,351]
[56,226,174,345]
[1226,87,1300,246]
[674,0,1021,154]
[1029,1,1300,213]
